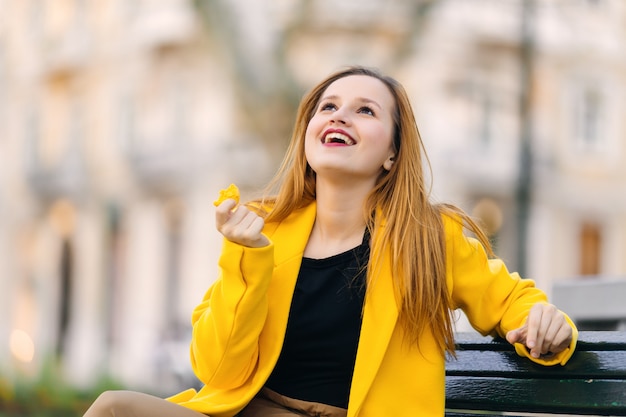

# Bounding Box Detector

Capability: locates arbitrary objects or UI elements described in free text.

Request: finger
[218,205,249,238]
[215,199,238,227]
[551,322,573,354]
[540,308,564,354]
[239,213,269,247]
[545,316,572,355]
[231,211,260,238]
[506,327,525,345]
[540,322,560,356]
[525,304,544,357]
[230,205,251,225]
[238,215,267,247]
[505,329,518,345]
[536,306,559,357]
[246,214,266,236]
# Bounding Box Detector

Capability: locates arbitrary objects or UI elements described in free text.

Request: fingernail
[527,341,535,348]
[532,351,540,358]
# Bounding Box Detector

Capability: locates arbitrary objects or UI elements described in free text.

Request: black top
[265,233,370,409]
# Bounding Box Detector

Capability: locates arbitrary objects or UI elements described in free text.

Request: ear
[383,155,395,171]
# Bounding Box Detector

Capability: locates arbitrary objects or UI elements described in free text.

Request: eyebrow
[321,95,383,110]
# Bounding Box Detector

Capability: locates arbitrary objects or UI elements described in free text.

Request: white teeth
[324,132,355,145]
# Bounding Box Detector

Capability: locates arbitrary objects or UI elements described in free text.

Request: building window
[462,78,495,149]
[579,222,602,276]
[574,84,606,153]
[134,70,186,152]
[454,71,515,154]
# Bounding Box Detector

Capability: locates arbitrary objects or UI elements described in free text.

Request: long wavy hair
[256,66,492,354]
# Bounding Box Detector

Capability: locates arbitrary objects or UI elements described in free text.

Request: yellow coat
[168,202,577,416]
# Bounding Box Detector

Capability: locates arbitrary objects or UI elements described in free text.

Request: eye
[358,106,375,116]
[319,101,337,112]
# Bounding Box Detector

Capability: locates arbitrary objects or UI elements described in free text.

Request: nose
[330,106,349,124]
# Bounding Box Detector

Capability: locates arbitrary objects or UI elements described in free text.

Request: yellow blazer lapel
[348,245,399,417]
[265,202,317,266]
[258,203,317,357]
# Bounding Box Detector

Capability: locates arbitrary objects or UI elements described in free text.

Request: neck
[304,179,372,258]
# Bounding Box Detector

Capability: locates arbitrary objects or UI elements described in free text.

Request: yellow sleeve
[189,238,275,388]
[445,216,578,365]
[166,388,197,402]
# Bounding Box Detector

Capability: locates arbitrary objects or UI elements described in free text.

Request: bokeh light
[9,329,35,364]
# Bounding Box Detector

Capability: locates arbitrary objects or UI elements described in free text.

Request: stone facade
[0,0,624,393]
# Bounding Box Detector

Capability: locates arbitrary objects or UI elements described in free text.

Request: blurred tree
[192,0,439,161]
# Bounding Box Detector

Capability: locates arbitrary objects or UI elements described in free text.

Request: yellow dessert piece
[213,184,240,206]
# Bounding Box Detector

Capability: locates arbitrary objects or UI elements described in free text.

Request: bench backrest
[445,331,626,416]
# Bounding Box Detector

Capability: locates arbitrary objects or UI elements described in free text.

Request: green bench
[445,331,626,416]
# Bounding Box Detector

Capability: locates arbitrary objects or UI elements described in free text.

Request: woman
[84,66,577,417]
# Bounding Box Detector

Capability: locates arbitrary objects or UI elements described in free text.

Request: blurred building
[406,0,626,331]
[0,0,275,393]
[0,0,625,394]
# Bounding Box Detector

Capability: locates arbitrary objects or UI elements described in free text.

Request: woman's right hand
[215,199,270,248]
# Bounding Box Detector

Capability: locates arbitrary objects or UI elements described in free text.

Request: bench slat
[446,332,626,416]
[446,376,626,416]
[448,350,626,379]
[453,331,626,351]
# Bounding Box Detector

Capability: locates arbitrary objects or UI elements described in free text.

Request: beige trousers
[82,388,347,417]
[239,388,347,417]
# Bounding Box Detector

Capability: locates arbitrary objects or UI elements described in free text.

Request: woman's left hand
[505,303,573,359]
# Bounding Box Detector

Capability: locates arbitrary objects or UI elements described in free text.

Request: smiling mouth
[323,132,355,145]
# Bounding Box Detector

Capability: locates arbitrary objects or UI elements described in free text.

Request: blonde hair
[257,66,491,354]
